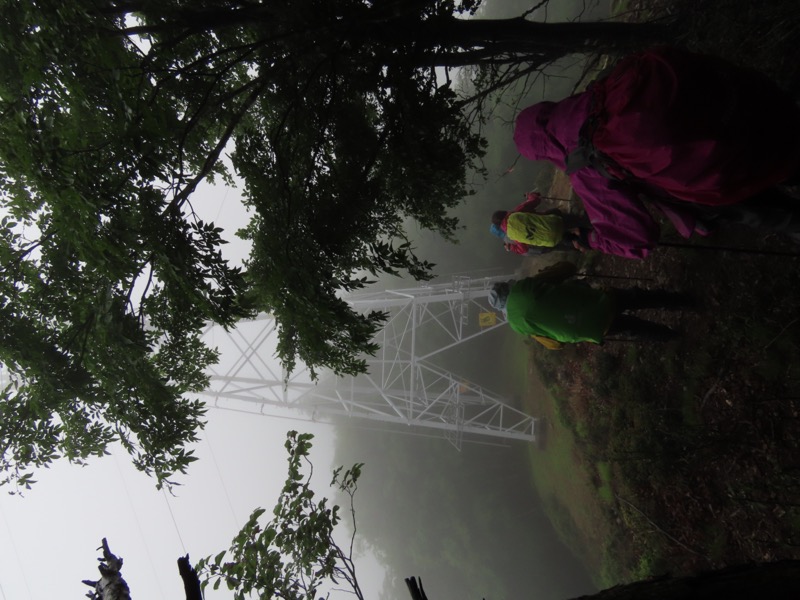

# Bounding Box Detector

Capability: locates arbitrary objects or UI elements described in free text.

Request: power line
[204,430,241,526]
[161,489,188,555]
[112,453,168,600]
[0,501,33,600]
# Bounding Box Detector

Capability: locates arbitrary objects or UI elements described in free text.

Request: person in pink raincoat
[513,46,800,259]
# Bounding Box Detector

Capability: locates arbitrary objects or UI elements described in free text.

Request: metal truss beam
[199,275,537,447]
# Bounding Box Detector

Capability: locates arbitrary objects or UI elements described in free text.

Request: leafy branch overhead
[0,0,671,485]
[197,431,365,600]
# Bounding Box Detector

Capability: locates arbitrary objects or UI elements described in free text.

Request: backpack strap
[531,335,563,350]
[565,143,618,180]
[565,86,633,182]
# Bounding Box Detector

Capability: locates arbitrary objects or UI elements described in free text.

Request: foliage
[233,66,484,376]
[197,431,364,600]
[100,0,499,379]
[0,0,675,486]
[0,1,252,488]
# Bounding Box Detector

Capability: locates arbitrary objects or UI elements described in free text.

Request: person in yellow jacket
[491,191,592,252]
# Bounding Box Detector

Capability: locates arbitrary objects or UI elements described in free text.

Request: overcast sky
[0,180,387,600]
[0,407,352,599]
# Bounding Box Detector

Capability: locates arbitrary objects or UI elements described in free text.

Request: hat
[489,280,514,311]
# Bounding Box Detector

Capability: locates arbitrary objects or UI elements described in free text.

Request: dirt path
[521,160,800,584]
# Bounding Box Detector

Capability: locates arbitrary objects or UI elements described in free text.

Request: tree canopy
[0,0,671,486]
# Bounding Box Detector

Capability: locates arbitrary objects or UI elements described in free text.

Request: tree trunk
[178,555,203,600]
[375,16,673,59]
[571,561,800,600]
[114,5,671,66]
[82,539,132,600]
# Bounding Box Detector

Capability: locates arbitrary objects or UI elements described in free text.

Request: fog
[333,425,595,600]
[322,1,614,597]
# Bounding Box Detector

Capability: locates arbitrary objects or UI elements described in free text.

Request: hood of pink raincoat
[512,93,593,171]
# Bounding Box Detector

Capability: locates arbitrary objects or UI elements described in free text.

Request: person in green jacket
[489,262,692,348]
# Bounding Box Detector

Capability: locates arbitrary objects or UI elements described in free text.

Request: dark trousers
[605,288,691,341]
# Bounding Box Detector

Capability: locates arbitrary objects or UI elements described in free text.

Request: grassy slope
[520,249,637,588]
[521,0,800,588]
[529,240,800,586]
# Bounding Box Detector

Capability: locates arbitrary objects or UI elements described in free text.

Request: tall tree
[0,0,670,486]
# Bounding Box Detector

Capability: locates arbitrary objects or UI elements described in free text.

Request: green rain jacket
[505,267,615,344]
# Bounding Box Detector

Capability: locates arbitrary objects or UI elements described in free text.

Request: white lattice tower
[198,275,537,448]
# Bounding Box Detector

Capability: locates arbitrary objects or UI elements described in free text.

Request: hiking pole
[524,189,576,203]
[659,240,800,258]
[602,336,645,344]
[537,195,575,203]
[577,272,656,283]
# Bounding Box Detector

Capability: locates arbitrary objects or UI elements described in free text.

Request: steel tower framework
[199,275,537,448]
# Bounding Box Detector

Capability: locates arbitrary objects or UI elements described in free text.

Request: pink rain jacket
[513,47,800,259]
